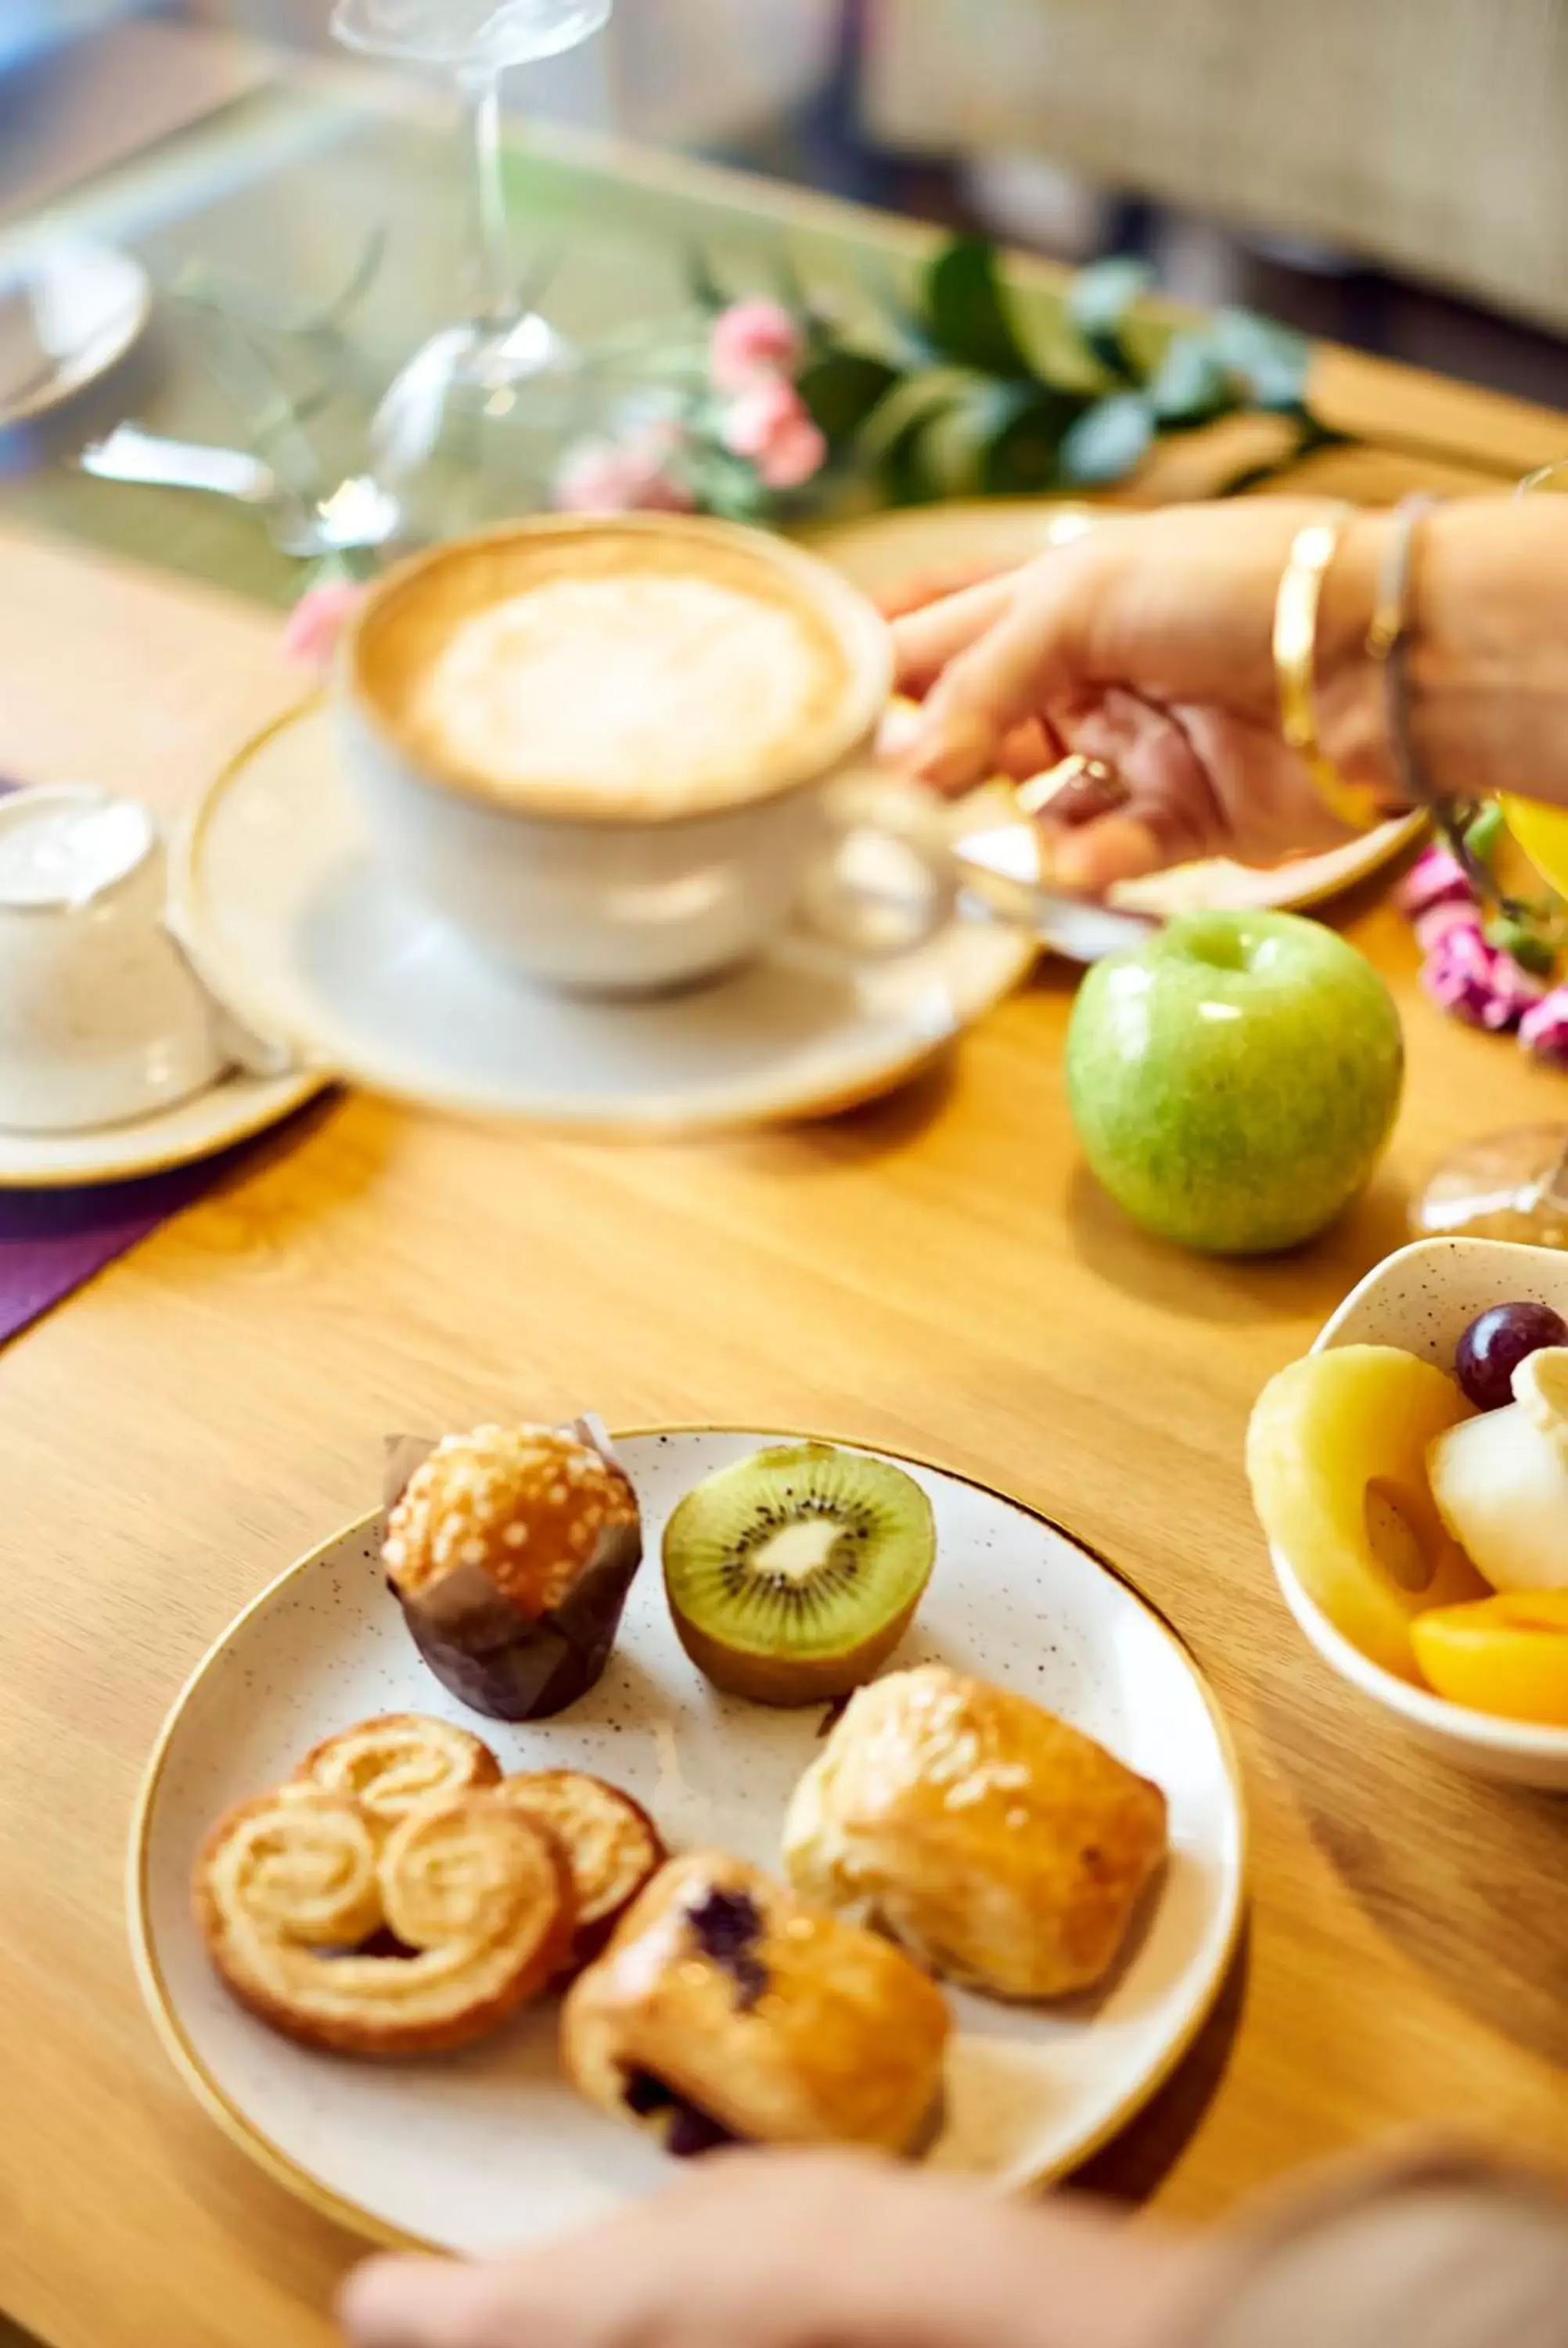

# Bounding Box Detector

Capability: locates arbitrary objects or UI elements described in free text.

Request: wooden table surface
[3,105,1568,2348]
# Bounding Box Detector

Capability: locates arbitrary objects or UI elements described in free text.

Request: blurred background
[4,0,1566,405]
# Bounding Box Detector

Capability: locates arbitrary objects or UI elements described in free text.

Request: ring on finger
[1015,754,1131,824]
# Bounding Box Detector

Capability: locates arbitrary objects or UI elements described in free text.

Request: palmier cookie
[294,1712,500,1825]
[194,1787,574,2056]
[494,1772,664,1970]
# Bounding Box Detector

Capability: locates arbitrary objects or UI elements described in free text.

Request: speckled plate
[129,1429,1245,2254]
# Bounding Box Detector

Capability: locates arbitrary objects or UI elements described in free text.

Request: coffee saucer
[174,707,1036,1136]
[0,1064,326,1190]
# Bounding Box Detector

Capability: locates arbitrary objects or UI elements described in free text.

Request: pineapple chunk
[1246,1345,1485,1680]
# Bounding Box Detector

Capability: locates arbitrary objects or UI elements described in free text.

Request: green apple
[1066,909,1403,1255]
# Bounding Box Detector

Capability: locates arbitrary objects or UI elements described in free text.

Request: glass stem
[458,67,512,325]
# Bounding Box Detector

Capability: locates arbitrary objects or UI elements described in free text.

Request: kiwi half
[662,1443,935,1706]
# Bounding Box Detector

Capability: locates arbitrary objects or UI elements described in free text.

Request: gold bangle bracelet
[1273,510,1387,834]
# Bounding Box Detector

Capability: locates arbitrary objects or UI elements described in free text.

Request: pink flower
[552,425,693,515]
[1520,985,1568,1064]
[709,299,803,394]
[1413,899,1480,954]
[721,375,827,491]
[1397,844,1473,920]
[282,578,366,670]
[1421,917,1545,1032]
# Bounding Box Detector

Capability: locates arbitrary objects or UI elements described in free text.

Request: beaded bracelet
[1372,493,1534,922]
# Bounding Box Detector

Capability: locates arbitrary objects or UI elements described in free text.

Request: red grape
[1455,1301,1568,1410]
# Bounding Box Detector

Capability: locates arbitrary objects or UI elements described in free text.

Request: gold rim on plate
[170,706,1037,1140]
[127,1423,1248,2253]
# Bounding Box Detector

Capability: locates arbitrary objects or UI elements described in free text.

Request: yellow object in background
[1412,1590,1568,1727]
[1499,795,1568,899]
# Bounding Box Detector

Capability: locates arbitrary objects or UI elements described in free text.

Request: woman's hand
[340,2151,1207,2348]
[892,499,1397,892]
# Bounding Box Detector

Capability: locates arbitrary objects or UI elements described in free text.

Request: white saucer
[130,1427,1246,2254]
[0,240,151,427]
[0,1063,327,1190]
[174,708,1037,1136]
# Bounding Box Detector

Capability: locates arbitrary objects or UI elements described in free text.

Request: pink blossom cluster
[551,298,827,515]
[552,420,696,517]
[281,575,367,670]
[1398,844,1568,1064]
[709,300,825,490]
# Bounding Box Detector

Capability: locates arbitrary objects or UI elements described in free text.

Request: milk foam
[405,571,847,816]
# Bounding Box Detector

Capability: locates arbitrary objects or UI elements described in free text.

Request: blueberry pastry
[561,1851,949,2156]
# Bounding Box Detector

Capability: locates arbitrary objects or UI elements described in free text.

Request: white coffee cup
[0,785,228,1132]
[336,514,952,996]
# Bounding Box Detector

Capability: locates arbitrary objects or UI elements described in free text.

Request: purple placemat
[0,773,317,1347]
[0,1147,252,1345]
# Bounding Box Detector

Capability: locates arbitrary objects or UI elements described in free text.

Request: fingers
[1032,690,1226,892]
[910,560,1099,795]
[1046,812,1170,894]
[890,572,1020,699]
[340,2255,516,2348]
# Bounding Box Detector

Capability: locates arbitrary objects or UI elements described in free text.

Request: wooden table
[2,60,1566,2348]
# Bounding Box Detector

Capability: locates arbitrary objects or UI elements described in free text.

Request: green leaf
[1148,333,1233,427]
[876,401,960,506]
[797,352,900,447]
[1464,801,1509,867]
[1058,392,1155,485]
[1210,307,1312,412]
[1066,256,1152,377]
[685,246,730,316]
[855,254,937,366]
[1485,914,1558,979]
[977,380,1087,494]
[692,452,774,522]
[921,236,1034,376]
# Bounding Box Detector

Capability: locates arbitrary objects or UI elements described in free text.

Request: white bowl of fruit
[1247,1236,1568,1788]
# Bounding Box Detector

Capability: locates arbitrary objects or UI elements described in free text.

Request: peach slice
[1412,1590,1568,1727]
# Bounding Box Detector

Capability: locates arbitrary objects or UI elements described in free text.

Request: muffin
[383,1424,642,1720]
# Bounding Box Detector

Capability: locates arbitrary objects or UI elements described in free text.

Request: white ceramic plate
[814,502,1422,917]
[0,240,151,427]
[130,1428,1246,2253]
[1271,1237,1568,1788]
[0,1064,326,1190]
[172,708,1036,1135]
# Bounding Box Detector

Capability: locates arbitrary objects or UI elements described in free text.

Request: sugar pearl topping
[383,1424,638,1617]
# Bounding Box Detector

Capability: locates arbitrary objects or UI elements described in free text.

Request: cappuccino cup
[336,513,951,995]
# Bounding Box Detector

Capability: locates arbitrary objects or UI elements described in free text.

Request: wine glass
[331,0,613,537]
[1411,456,1568,1244]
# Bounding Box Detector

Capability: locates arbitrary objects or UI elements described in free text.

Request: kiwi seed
[662,1442,936,1707]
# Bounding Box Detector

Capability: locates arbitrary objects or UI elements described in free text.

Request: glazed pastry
[494,1772,664,1969]
[194,1787,574,2055]
[383,1423,642,1720]
[294,1713,501,1824]
[782,1665,1167,2000]
[562,1850,949,2157]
